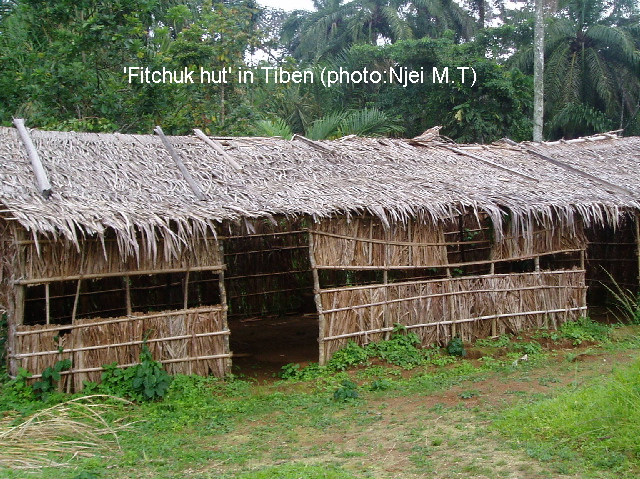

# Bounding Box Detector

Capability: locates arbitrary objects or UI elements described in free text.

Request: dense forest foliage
[0,0,638,142]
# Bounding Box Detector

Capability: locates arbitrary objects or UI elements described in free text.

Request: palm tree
[282,0,475,61]
[515,0,640,139]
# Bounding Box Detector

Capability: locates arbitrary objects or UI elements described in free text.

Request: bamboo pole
[319,284,586,315]
[308,232,327,365]
[320,306,588,342]
[71,280,82,321]
[193,128,243,172]
[14,264,225,285]
[15,306,225,336]
[310,229,490,247]
[218,241,231,375]
[25,353,233,380]
[312,248,584,270]
[13,118,53,199]
[383,228,390,340]
[636,213,640,286]
[318,269,585,294]
[155,126,206,200]
[124,277,132,316]
[11,330,231,359]
[45,283,50,325]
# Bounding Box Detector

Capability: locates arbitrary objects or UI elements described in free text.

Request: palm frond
[254,118,294,139]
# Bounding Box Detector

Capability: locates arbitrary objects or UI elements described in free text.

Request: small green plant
[32,358,71,401]
[333,379,359,401]
[459,389,479,399]
[94,345,171,401]
[602,271,640,324]
[446,336,466,357]
[326,341,370,371]
[476,334,511,348]
[558,317,611,345]
[512,340,543,355]
[369,378,393,391]
[132,345,171,401]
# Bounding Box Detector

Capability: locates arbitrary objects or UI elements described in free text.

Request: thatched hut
[1,123,638,388]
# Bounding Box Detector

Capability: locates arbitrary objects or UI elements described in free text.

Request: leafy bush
[326,341,371,371]
[90,345,171,401]
[368,329,425,369]
[333,379,359,401]
[446,336,466,357]
[558,317,611,345]
[32,359,72,401]
[512,340,543,355]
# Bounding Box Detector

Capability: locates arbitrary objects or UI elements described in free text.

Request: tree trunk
[533,0,545,141]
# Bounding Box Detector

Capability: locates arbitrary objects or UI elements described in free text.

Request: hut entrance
[222,220,318,378]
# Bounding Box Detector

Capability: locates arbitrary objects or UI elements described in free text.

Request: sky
[258,0,316,12]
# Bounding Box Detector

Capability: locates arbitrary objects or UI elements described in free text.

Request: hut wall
[5,224,230,384]
[492,216,586,261]
[312,216,448,268]
[318,271,586,359]
[13,306,229,391]
[311,213,587,364]
[15,233,221,282]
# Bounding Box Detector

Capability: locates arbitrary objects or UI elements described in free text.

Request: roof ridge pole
[193,128,243,172]
[13,118,53,199]
[154,126,206,201]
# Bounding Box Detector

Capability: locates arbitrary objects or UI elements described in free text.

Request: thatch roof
[1,126,639,255]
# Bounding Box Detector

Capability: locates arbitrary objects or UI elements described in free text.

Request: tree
[512,0,640,139]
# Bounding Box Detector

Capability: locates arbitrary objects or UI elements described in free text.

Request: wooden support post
[155,126,206,201]
[446,268,456,338]
[534,256,540,272]
[45,283,50,325]
[383,227,390,340]
[71,280,81,322]
[13,118,53,199]
[218,242,231,375]
[183,270,190,310]
[124,277,132,316]
[8,285,25,377]
[308,232,327,365]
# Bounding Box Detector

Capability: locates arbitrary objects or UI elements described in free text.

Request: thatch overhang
[1,126,639,257]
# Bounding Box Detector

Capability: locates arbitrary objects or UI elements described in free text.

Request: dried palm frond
[0,395,133,470]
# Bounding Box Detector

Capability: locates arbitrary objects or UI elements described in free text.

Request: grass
[0,319,637,478]
[497,358,640,477]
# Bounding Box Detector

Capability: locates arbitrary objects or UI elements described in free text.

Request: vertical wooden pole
[218,241,231,375]
[580,248,587,317]
[183,270,190,310]
[9,285,25,377]
[383,228,390,340]
[124,277,132,316]
[45,283,50,325]
[71,280,81,322]
[534,256,540,272]
[308,232,327,365]
[446,268,456,338]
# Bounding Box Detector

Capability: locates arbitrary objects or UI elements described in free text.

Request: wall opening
[223,218,318,378]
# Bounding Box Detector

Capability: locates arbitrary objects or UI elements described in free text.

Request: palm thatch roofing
[1,126,639,256]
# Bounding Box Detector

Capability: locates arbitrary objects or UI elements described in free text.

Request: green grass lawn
[1,321,639,479]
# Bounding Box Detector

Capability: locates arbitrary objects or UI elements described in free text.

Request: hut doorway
[222,220,319,378]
